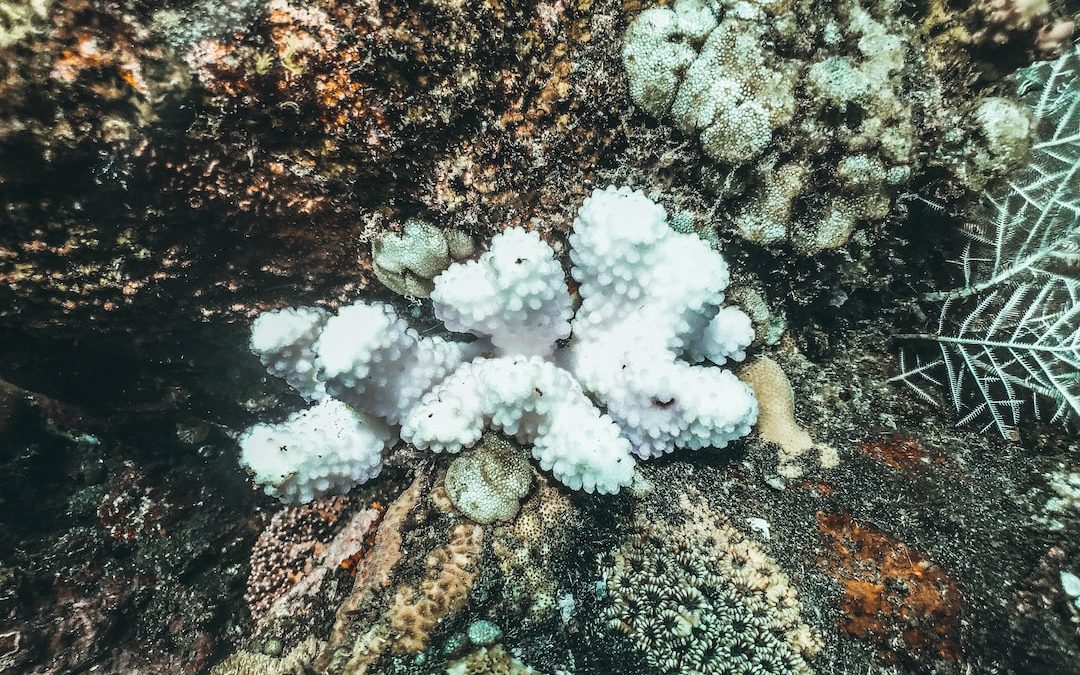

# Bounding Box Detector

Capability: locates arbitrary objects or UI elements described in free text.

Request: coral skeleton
[241,186,758,500]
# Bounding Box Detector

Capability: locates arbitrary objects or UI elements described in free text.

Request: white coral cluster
[240,186,758,501]
[239,400,393,503]
[562,189,757,458]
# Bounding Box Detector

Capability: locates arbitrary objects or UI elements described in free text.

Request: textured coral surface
[0,0,1077,673]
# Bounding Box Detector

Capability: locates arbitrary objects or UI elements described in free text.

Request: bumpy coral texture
[372,219,476,298]
[388,522,483,653]
[492,476,574,626]
[239,399,393,503]
[600,496,821,674]
[445,434,534,525]
[446,644,539,675]
[244,496,350,621]
[242,186,757,499]
[622,0,928,253]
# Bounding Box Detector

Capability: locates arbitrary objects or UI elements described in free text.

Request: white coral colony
[240,187,759,502]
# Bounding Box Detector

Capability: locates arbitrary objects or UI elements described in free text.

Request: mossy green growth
[669,210,720,250]
[372,219,475,297]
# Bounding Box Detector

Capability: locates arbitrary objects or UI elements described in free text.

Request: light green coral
[624,0,932,254]
[624,0,797,166]
[372,219,475,297]
[946,96,1035,191]
[445,434,533,524]
[728,285,786,346]
[467,620,504,647]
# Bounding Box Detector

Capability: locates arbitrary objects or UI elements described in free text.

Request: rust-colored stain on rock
[818,512,963,665]
[858,433,944,474]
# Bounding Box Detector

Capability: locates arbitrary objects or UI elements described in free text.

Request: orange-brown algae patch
[340,501,386,576]
[858,434,944,474]
[799,480,835,496]
[817,512,963,665]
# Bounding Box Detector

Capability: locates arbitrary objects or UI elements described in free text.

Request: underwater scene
[0,0,1078,672]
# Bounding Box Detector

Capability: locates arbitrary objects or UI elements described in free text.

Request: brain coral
[622,0,933,253]
[240,186,758,500]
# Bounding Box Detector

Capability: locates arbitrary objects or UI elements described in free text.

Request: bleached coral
[563,188,758,459]
[250,306,330,402]
[403,355,635,493]
[314,301,479,424]
[431,227,573,357]
[239,399,393,503]
[241,186,757,499]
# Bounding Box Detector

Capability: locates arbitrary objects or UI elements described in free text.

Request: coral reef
[96,464,176,542]
[446,644,539,675]
[372,220,476,298]
[1042,469,1080,530]
[242,186,758,498]
[211,636,325,675]
[468,620,504,646]
[895,41,1080,437]
[623,0,797,166]
[740,356,838,478]
[2,0,1079,673]
[239,399,393,503]
[0,0,49,47]
[491,476,575,626]
[1011,545,1080,672]
[622,0,933,253]
[951,96,1034,191]
[857,433,945,475]
[969,0,1076,61]
[600,492,816,669]
[818,511,963,666]
[599,494,821,673]
[388,522,484,653]
[243,496,381,622]
[0,381,260,674]
[920,0,1074,79]
[317,474,424,673]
